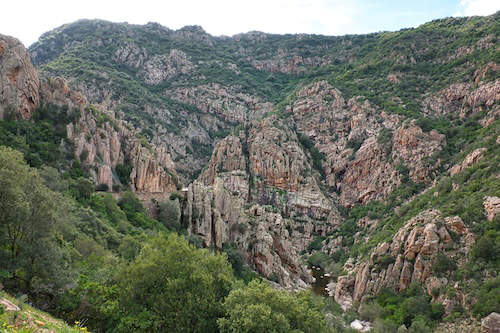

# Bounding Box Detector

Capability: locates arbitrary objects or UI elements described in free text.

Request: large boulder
[481,312,500,333]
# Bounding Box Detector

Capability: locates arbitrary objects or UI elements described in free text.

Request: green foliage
[115,163,132,186]
[307,236,325,252]
[432,253,457,277]
[96,183,109,192]
[69,177,94,203]
[222,243,258,283]
[346,137,365,153]
[377,128,393,158]
[116,234,235,332]
[218,280,330,333]
[157,198,181,231]
[0,146,72,293]
[0,104,74,168]
[298,133,326,177]
[470,277,500,318]
[367,285,444,330]
[471,229,500,263]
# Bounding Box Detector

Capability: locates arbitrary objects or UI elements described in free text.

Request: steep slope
[0,11,496,329]
[184,116,340,287]
[0,33,179,195]
[1,292,83,332]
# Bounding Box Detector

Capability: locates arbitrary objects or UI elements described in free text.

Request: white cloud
[455,0,499,16]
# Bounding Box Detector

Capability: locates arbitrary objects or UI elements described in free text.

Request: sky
[1,0,498,47]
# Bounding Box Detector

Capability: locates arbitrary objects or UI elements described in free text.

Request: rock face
[183,179,313,289]
[334,209,474,310]
[450,148,488,176]
[423,80,500,118]
[481,312,500,333]
[141,49,194,85]
[0,33,178,194]
[40,76,179,193]
[287,81,445,206]
[165,83,272,123]
[0,34,40,119]
[185,117,341,287]
[483,196,500,221]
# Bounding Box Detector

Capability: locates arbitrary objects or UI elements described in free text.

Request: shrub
[307,252,331,269]
[115,163,132,185]
[157,199,181,231]
[432,253,457,277]
[472,230,499,262]
[408,316,431,333]
[307,236,324,252]
[359,302,384,322]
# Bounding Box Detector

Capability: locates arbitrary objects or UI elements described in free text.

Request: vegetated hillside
[28,14,498,182]
[0,11,497,333]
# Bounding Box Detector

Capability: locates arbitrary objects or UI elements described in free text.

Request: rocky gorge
[0,11,499,332]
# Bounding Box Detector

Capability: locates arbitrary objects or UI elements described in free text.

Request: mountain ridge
[0,12,498,332]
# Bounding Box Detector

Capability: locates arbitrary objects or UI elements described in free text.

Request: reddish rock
[0,34,40,119]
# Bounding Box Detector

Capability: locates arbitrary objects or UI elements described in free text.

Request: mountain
[0,11,498,332]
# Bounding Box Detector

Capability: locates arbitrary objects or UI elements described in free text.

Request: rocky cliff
[41,76,179,193]
[1,12,498,327]
[186,117,341,287]
[333,209,474,312]
[287,80,445,206]
[0,35,179,194]
[0,34,40,119]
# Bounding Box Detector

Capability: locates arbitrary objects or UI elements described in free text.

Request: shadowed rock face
[0,34,40,119]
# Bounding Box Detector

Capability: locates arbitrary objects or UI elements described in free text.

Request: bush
[432,253,457,277]
[470,277,500,317]
[307,236,324,252]
[115,163,132,186]
[218,280,329,333]
[472,230,500,262]
[117,234,236,332]
[307,252,331,269]
[359,302,384,322]
[408,316,431,333]
[157,199,181,231]
[70,177,94,203]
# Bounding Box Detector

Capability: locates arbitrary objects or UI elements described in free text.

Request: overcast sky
[1,0,498,47]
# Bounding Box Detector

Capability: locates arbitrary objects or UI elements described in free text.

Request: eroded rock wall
[333,209,474,311]
[0,34,40,119]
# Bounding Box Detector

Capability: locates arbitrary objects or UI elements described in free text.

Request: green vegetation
[0,104,76,168]
[218,280,332,333]
[0,143,337,332]
[0,291,83,332]
[298,133,326,178]
[1,11,497,331]
[360,285,444,332]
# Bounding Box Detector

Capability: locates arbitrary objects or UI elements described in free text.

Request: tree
[0,146,69,293]
[116,234,235,332]
[157,199,181,230]
[218,280,329,333]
